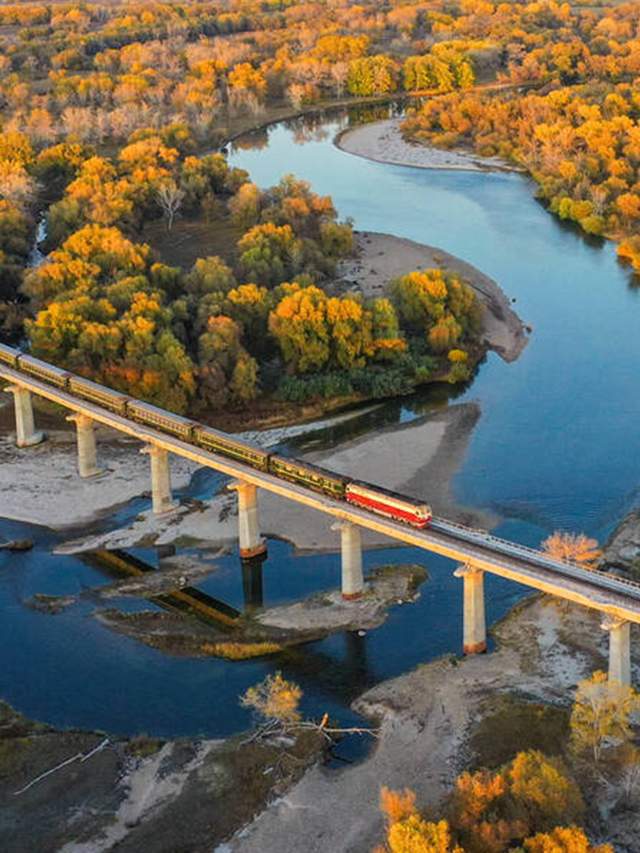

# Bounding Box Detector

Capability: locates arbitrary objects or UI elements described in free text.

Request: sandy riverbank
[0,700,325,853]
[339,232,528,363]
[336,117,523,174]
[56,401,492,555]
[5,592,632,852]
[224,595,639,853]
[0,403,379,530]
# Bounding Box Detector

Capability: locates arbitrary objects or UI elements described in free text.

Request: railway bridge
[2,361,639,686]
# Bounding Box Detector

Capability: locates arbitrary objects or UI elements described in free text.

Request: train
[0,342,432,528]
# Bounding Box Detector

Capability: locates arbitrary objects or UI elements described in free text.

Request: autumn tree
[377,787,463,853]
[570,671,640,767]
[450,751,584,852]
[197,314,258,407]
[241,672,302,725]
[237,222,302,286]
[23,225,195,412]
[524,827,613,853]
[347,56,399,96]
[268,284,331,372]
[391,269,480,353]
[541,532,602,567]
[228,62,267,114]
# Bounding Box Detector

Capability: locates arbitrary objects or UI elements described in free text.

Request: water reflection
[241,554,265,611]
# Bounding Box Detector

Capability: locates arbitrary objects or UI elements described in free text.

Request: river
[1,106,639,741]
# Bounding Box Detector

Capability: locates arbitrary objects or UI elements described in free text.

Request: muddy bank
[336,117,523,174]
[94,564,427,658]
[0,701,324,853]
[57,401,492,555]
[338,232,528,364]
[224,594,638,853]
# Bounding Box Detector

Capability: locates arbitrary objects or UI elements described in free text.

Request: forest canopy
[3,0,639,415]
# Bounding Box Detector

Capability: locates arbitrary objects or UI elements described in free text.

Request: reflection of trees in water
[292,125,330,146]
[285,375,472,457]
[230,127,270,152]
[228,95,420,155]
[284,113,338,145]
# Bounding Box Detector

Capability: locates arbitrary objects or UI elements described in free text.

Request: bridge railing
[4,355,640,599]
[431,515,640,593]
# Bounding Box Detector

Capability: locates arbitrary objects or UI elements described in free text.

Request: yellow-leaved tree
[375,786,463,853]
[570,671,639,766]
[240,672,302,725]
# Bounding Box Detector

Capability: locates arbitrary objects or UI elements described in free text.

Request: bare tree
[156,180,185,231]
[330,62,349,98]
[0,162,39,212]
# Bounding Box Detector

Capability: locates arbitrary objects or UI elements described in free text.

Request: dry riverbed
[0,400,379,530]
[0,700,325,853]
[222,594,640,853]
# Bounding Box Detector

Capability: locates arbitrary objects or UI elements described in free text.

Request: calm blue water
[229,114,640,537]
[1,108,637,738]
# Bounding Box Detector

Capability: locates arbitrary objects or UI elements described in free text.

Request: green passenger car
[193,425,270,471]
[268,454,347,499]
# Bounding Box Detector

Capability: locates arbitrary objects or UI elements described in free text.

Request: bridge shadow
[89,547,376,705]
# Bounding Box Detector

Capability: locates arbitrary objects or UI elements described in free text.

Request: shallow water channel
[2,106,639,742]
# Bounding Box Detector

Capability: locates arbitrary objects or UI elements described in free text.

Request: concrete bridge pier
[141,444,176,515]
[5,384,44,448]
[332,520,364,600]
[454,564,487,654]
[601,614,631,685]
[228,481,267,559]
[66,413,103,478]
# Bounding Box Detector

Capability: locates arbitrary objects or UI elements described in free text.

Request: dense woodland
[0,0,638,418]
[0,0,489,416]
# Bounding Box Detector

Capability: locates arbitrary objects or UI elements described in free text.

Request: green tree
[185,255,236,296]
[237,222,302,286]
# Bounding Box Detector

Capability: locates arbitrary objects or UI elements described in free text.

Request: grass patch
[470,694,570,769]
[142,214,242,269]
[201,640,283,659]
[126,735,165,758]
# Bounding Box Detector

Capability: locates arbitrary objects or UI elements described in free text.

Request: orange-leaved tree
[541,532,602,567]
[376,786,463,853]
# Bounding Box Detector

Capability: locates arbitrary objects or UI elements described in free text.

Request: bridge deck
[3,364,640,624]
